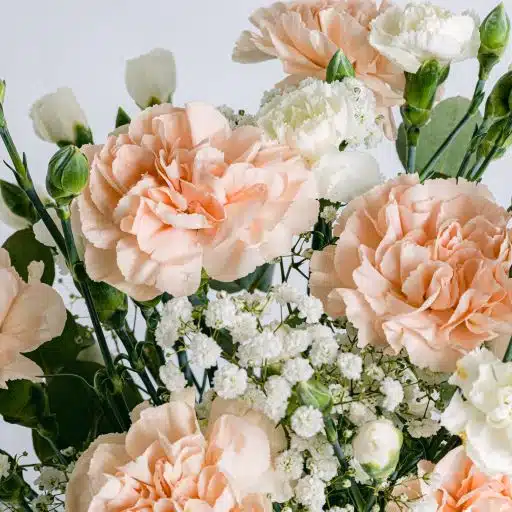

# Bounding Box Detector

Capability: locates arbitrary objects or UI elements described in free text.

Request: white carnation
[213,363,248,399]
[370,2,480,73]
[313,150,382,204]
[257,77,382,163]
[187,333,221,369]
[291,405,324,438]
[337,353,363,381]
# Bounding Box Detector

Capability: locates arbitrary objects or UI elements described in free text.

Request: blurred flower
[125,48,177,108]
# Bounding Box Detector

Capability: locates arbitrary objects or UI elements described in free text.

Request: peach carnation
[310,175,512,372]
[65,395,289,512]
[78,103,318,301]
[0,248,66,388]
[388,446,512,511]
[233,0,405,138]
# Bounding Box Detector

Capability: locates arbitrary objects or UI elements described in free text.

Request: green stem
[405,126,419,174]
[420,79,486,181]
[37,432,66,466]
[503,337,512,363]
[58,205,130,429]
[466,156,486,181]
[116,323,161,405]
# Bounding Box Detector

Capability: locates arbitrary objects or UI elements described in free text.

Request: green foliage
[397,97,483,176]
[2,228,55,285]
[115,107,131,128]
[0,180,38,224]
[326,50,355,83]
[210,263,275,294]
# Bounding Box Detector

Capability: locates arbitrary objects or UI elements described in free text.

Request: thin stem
[116,323,161,405]
[37,432,66,466]
[421,79,486,181]
[466,156,486,181]
[504,336,512,363]
[405,126,419,174]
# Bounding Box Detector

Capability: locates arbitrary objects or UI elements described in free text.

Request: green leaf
[2,228,55,285]
[27,313,95,374]
[0,380,52,430]
[397,97,483,176]
[210,263,275,294]
[0,180,38,224]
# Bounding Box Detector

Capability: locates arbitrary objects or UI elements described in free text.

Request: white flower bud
[352,419,403,481]
[125,48,177,108]
[30,88,90,145]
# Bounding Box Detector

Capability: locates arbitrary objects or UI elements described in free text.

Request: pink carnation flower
[233,0,405,138]
[79,103,318,301]
[0,249,66,388]
[388,446,512,511]
[310,175,512,372]
[65,394,289,512]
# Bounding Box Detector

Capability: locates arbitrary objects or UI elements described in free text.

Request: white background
[1,0,512,462]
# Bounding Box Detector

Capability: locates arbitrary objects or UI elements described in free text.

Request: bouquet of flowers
[1,1,512,510]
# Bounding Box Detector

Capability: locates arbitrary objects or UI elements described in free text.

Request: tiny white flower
[297,296,323,324]
[217,105,256,129]
[309,325,338,367]
[228,312,258,344]
[0,454,10,480]
[275,449,304,481]
[125,48,177,108]
[272,283,302,305]
[205,296,237,329]
[283,357,314,385]
[263,376,292,422]
[187,333,221,369]
[320,205,339,224]
[370,2,480,73]
[291,405,324,438]
[282,329,312,358]
[237,330,283,368]
[159,361,186,393]
[30,87,89,145]
[349,401,377,426]
[407,418,441,439]
[294,475,326,511]
[307,453,339,481]
[380,377,404,412]
[35,467,66,491]
[337,353,363,380]
[213,363,248,399]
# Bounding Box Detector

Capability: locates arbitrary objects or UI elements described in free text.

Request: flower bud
[352,419,403,481]
[125,48,177,108]
[326,49,355,83]
[479,3,511,78]
[88,280,128,328]
[46,145,89,205]
[0,80,5,105]
[0,180,38,229]
[297,379,332,412]
[477,117,512,160]
[404,60,447,126]
[484,71,512,121]
[30,88,92,146]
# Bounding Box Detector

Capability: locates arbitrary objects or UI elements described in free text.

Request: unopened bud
[485,71,512,122]
[477,117,512,160]
[297,379,332,412]
[326,50,355,83]
[479,3,511,78]
[88,280,128,328]
[46,145,89,204]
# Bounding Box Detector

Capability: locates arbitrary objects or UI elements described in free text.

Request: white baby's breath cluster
[217,105,256,130]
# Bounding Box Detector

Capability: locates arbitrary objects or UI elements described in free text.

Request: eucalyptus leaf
[397,96,482,176]
[2,228,55,285]
[210,263,275,294]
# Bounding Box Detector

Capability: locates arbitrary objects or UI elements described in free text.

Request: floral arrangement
[1,1,512,511]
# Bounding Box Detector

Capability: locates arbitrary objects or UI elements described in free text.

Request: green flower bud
[297,379,332,412]
[485,71,512,121]
[404,60,447,127]
[477,117,512,160]
[326,50,355,83]
[479,3,511,78]
[88,280,128,329]
[0,79,5,105]
[46,145,89,205]
[352,419,403,482]
[0,180,38,228]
